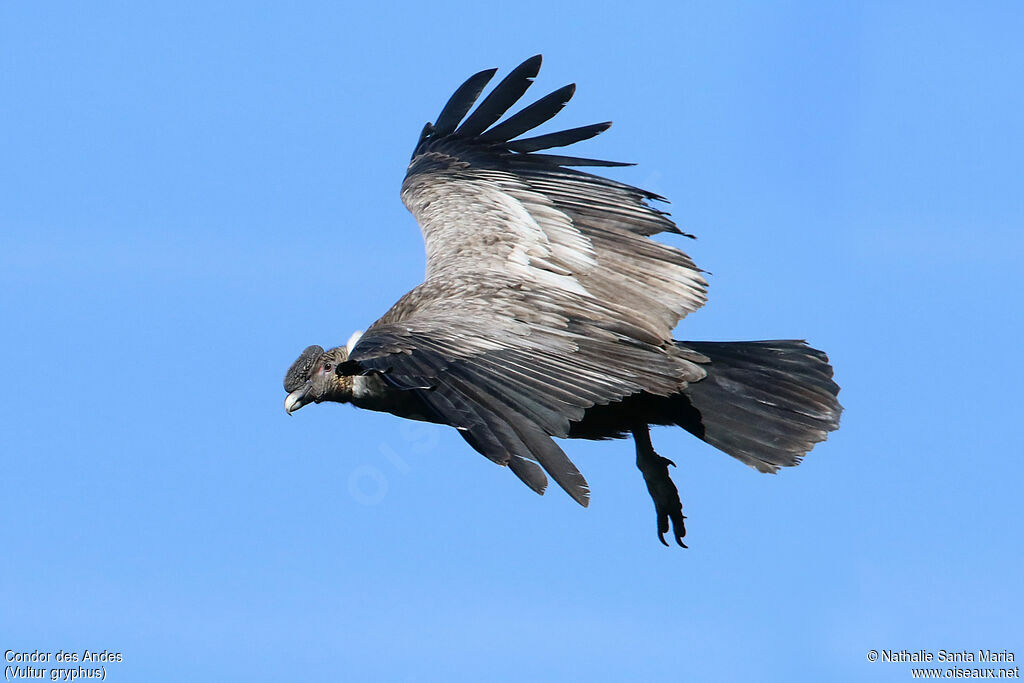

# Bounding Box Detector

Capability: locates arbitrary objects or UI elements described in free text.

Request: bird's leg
[632,424,687,548]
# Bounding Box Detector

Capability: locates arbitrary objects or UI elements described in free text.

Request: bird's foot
[644,456,687,547]
[634,432,687,548]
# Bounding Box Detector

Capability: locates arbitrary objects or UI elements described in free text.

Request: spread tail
[676,340,842,473]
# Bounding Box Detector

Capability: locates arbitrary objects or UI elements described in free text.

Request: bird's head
[283,344,354,414]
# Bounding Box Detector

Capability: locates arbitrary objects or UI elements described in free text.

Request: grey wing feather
[402,58,707,341]
[350,320,704,505]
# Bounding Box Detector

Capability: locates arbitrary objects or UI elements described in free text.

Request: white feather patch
[346,329,364,353]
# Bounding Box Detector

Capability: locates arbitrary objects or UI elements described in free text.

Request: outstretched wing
[349,56,707,504]
[400,55,707,343]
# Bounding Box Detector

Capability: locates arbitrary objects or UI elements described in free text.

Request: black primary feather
[520,153,633,167]
[415,57,624,172]
[455,54,543,138]
[431,68,497,137]
[506,122,612,153]
[478,83,577,143]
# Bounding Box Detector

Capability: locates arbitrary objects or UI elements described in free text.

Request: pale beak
[284,384,312,414]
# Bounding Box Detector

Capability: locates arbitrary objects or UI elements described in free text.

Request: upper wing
[400,55,707,344]
[348,57,709,504]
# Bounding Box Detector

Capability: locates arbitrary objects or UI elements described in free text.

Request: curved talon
[673,515,688,548]
[656,507,687,547]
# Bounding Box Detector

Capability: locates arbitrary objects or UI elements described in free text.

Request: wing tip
[508,454,549,496]
[574,488,591,508]
[478,66,499,81]
[418,59,634,169]
[431,67,499,137]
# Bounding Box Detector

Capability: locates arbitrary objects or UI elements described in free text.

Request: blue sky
[2,2,1021,681]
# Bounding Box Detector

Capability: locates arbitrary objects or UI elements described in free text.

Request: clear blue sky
[3,2,1021,681]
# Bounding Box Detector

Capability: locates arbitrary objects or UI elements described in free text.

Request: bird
[283,55,842,547]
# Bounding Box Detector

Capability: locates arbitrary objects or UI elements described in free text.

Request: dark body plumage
[284,56,842,546]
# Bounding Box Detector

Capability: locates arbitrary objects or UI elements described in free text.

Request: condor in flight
[283,56,841,546]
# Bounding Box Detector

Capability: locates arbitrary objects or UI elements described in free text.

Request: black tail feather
[677,340,842,473]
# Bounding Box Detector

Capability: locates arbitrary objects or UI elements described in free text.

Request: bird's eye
[323,363,334,372]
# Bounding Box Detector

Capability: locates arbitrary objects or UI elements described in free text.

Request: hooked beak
[284,383,312,415]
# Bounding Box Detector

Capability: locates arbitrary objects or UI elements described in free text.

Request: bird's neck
[350,374,394,412]
[350,374,437,423]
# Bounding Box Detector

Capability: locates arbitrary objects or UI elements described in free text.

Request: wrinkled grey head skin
[283,345,353,414]
[284,345,324,393]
